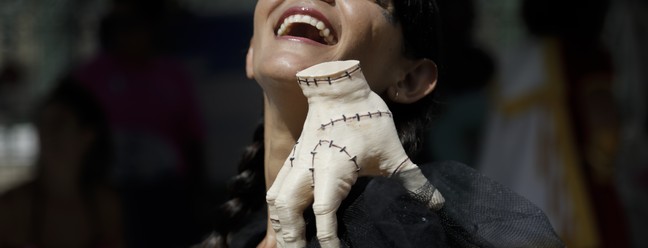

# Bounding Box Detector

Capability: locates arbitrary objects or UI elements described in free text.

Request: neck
[262,90,307,244]
[259,73,310,244]
[262,93,308,190]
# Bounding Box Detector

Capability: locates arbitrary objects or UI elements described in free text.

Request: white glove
[266,60,444,248]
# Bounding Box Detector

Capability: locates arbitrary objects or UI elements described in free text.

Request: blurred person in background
[0,78,123,248]
[73,0,209,246]
[478,0,629,246]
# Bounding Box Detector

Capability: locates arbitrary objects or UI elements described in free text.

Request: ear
[245,40,255,79]
[387,59,437,104]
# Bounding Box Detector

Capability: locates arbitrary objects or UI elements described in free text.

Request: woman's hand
[265,61,444,248]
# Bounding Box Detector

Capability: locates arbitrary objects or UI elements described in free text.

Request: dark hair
[213,123,265,233]
[389,0,442,157]
[205,0,442,245]
[36,77,112,195]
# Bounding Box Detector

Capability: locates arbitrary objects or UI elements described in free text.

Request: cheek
[364,69,396,94]
[337,5,404,91]
[355,32,405,93]
[252,0,283,34]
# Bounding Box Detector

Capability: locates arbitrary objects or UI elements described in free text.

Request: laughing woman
[198,0,563,247]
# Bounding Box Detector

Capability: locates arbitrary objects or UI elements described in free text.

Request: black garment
[229,161,564,247]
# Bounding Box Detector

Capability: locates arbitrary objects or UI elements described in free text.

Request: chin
[255,53,327,86]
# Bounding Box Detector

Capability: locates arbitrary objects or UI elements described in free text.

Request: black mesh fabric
[423,161,564,247]
[338,176,448,248]
[229,161,564,248]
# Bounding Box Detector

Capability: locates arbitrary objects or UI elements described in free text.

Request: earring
[395,91,399,99]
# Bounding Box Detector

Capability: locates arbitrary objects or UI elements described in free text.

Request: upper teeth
[277,14,334,44]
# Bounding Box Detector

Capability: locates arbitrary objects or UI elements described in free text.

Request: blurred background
[0,0,645,247]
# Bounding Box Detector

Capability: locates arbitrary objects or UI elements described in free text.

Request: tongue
[287,23,326,44]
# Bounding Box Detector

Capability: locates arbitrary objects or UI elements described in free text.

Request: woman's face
[249,0,410,94]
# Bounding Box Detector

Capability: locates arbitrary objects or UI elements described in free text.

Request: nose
[320,0,334,4]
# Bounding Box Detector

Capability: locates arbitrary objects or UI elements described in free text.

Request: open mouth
[275,7,338,46]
